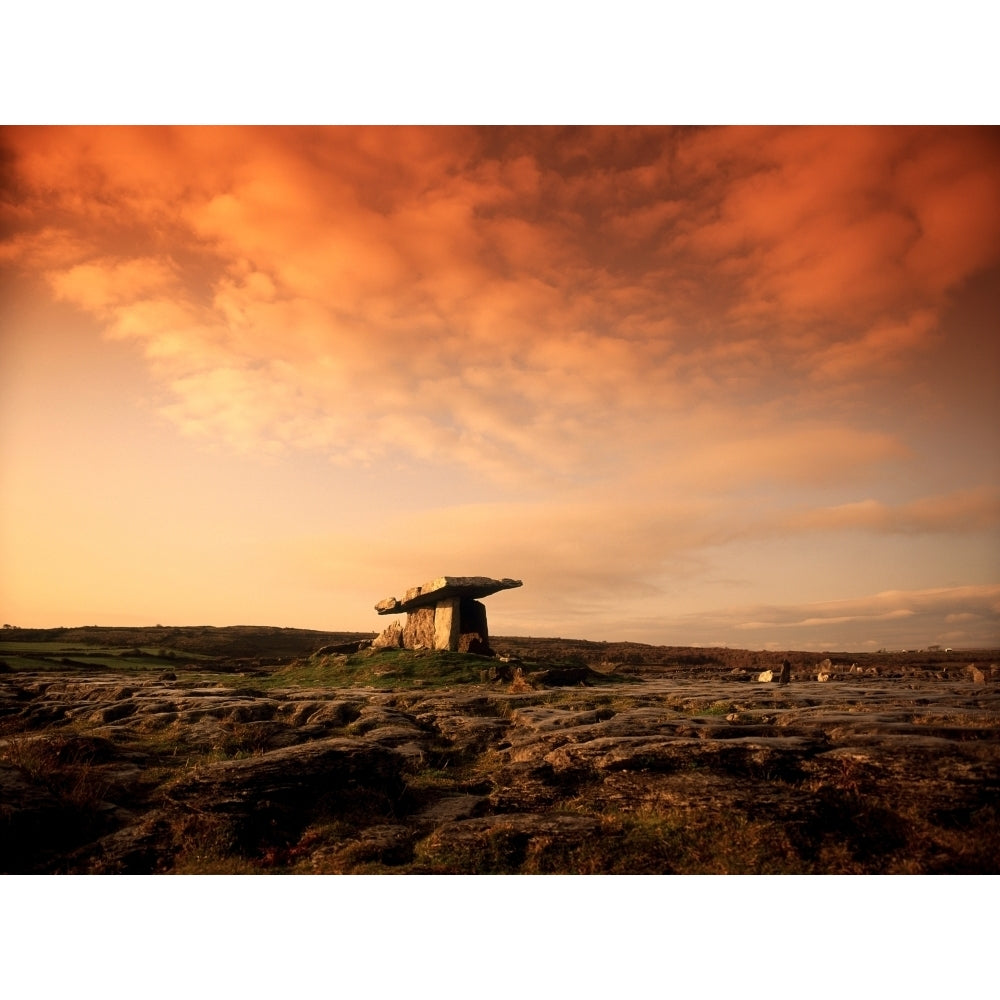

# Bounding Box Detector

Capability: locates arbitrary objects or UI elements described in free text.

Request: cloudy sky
[1,126,998,650]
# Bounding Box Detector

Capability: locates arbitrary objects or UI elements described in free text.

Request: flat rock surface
[2,661,998,873]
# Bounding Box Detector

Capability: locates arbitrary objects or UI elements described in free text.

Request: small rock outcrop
[371,621,404,650]
[373,576,522,655]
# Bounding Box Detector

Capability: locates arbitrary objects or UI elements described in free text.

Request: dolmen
[373,576,523,655]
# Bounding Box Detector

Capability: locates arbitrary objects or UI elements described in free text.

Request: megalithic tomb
[373,576,523,655]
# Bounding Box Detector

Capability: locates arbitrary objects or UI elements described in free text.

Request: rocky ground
[2,648,998,873]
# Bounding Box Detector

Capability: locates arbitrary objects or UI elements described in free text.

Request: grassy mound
[255,647,635,691]
[261,648,494,689]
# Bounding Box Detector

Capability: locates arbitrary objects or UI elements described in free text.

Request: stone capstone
[376,576,522,614]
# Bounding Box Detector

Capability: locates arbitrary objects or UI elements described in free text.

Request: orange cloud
[732,584,1000,632]
[49,257,179,314]
[787,488,1000,534]
[3,126,999,488]
[682,425,908,487]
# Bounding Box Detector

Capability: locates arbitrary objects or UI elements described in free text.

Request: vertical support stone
[457,598,491,655]
[402,607,436,649]
[433,598,461,651]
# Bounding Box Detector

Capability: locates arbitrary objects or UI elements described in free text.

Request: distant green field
[0,642,88,652]
[0,641,217,674]
[0,625,371,679]
[0,625,370,660]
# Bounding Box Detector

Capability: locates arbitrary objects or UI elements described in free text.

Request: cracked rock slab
[375,576,522,614]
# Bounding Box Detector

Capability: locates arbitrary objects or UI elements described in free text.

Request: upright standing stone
[402,607,436,649]
[434,599,460,651]
[458,598,490,655]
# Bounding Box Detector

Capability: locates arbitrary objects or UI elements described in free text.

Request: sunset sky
[1,126,998,651]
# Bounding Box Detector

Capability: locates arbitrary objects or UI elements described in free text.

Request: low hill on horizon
[1,623,993,673]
